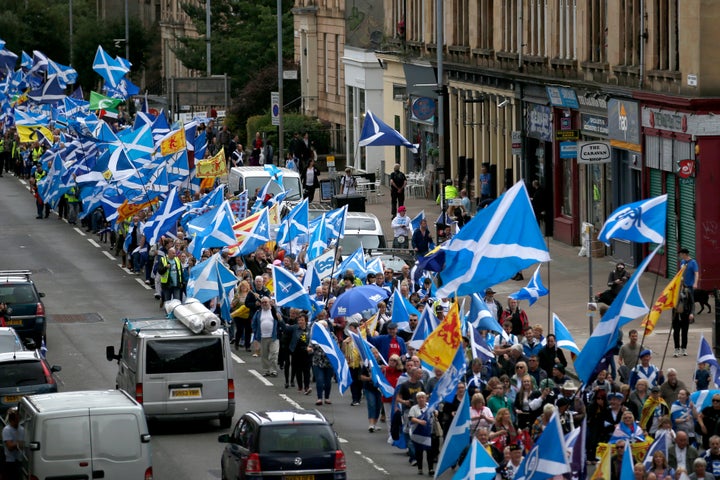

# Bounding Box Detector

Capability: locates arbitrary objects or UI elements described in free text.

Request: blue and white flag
[435,390,471,478]
[47,59,78,87]
[427,345,467,414]
[690,390,720,411]
[188,201,237,259]
[142,187,187,245]
[365,257,384,275]
[358,110,418,153]
[469,327,495,362]
[697,335,720,388]
[230,208,271,257]
[569,419,587,480]
[452,438,498,480]
[411,210,425,232]
[390,288,421,333]
[92,45,129,88]
[641,430,669,472]
[348,331,394,398]
[0,48,18,72]
[437,181,550,297]
[186,253,223,304]
[468,293,504,332]
[325,205,348,242]
[598,194,667,245]
[307,249,335,283]
[553,313,580,355]
[277,197,309,245]
[509,264,549,306]
[514,412,570,480]
[408,307,440,350]
[273,265,313,312]
[621,439,636,480]
[27,76,65,104]
[574,244,661,384]
[302,261,322,297]
[307,214,329,261]
[310,322,352,395]
[335,246,367,279]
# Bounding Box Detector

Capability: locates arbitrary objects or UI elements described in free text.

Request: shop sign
[581,113,609,136]
[677,159,696,178]
[546,86,579,109]
[608,99,640,145]
[526,104,552,142]
[577,141,611,164]
[559,141,577,159]
[556,130,579,141]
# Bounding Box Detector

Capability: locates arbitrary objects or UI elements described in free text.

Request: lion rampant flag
[417,302,462,370]
[641,265,685,335]
[159,128,186,156]
[196,148,227,178]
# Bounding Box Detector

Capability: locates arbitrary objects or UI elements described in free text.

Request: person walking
[391,206,411,249]
[411,218,434,259]
[302,158,320,201]
[389,163,407,216]
[251,296,281,377]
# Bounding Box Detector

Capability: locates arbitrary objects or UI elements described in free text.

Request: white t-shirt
[260,309,275,338]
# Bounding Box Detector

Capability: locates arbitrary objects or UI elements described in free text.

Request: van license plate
[285,476,314,480]
[5,320,22,326]
[3,395,22,404]
[170,388,201,398]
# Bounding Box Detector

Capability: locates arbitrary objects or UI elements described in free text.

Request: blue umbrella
[329,285,389,318]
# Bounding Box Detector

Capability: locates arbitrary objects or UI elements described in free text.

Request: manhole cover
[47,313,104,324]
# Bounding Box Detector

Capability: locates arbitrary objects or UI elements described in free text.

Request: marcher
[2,409,24,480]
[389,163,407,216]
[302,158,320,201]
[340,167,357,195]
[411,218,433,259]
[251,296,280,377]
[391,206,412,249]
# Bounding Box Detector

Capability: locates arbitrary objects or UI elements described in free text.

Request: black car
[218,410,347,480]
[0,270,46,346]
[0,350,61,415]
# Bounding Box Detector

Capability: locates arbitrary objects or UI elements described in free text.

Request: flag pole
[633,256,663,372]
[546,236,552,334]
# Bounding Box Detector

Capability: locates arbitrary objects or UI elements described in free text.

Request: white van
[18,390,152,480]
[227,166,303,202]
[106,318,235,427]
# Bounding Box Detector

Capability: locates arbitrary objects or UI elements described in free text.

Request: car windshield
[0,334,22,353]
[146,338,224,374]
[344,218,379,231]
[0,284,36,305]
[0,360,46,387]
[258,424,336,453]
[245,177,302,201]
[340,235,382,251]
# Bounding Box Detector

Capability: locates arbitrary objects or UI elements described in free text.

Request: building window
[501,0,518,52]
[336,36,342,96]
[392,0,406,40]
[409,0,425,42]
[587,0,607,63]
[653,0,678,71]
[474,0,493,50]
[452,0,469,47]
[562,157,573,216]
[324,34,329,94]
[556,0,576,60]
[619,0,641,66]
[525,0,548,57]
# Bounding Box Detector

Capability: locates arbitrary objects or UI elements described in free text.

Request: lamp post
[276,0,284,158]
[69,0,73,65]
[124,0,129,59]
[206,0,211,75]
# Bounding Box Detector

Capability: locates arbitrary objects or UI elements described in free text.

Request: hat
[509,444,521,452]
[445,179,453,185]
[609,392,624,400]
[398,206,406,213]
[640,349,652,358]
[485,287,496,294]
[561,380,578,391]
[553,364,566,374]
[387,322,398,330]
[651,386,660,393]
[539,379,556,390]
[557,397,571,408]
[272,259,282,266]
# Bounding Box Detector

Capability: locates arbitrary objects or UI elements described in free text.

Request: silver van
[18,390,152,480]
[227,166,303,202]
[106,318,235,427]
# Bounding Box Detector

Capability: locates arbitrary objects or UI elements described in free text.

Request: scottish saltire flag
[47,60,77,87]
[514,412,570,480]
[621,440,635,480]
[302,261,322,296]
[335,246,367,279]
[553,313,580,355]
[277,197,309,245]
[0,48,18,71]
[569,419,587,480]
[348,331,395,397]
[325,205,348,241]
[310,322,352,395]
[358,110,418,153]
[469,327,495,362]
[435,390,471,478]
[308,214,329,261]
[20,51,32,70]
[27,76,65,104]
[697,335,720,387]
[93,45,129,88]
[427,345,467,413]
[690,390,720,411]
[598,194,667,245]
[273,265,313,312]
[188,201,237,259]
[366,257,384,275]
[186,253,223,303]
[390,288,421,332]
[468,293,504,332]
[408,307,440,350]
[29,50,48,75]
[411,210,425,232]
[509,264,549,306]
[641,431,669,471]
[453,438,498,480]
[574,244,661,384]
[437,181,550,297]
[142,187,187,244]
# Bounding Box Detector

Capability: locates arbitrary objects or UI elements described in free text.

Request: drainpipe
[639,0,645,89]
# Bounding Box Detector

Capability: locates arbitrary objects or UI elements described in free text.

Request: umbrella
[329,285,389,318]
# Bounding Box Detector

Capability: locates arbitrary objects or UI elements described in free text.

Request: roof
[123,318,226,339]
[246,410,328,426]
[0,270,34,283]
[0,350,41,362]
[230,166,300,177]
[24,390,140,413]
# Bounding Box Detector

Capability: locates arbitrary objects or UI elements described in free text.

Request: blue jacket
[286,324,310,353]
[251,308,280,340]
[368,334,407,362]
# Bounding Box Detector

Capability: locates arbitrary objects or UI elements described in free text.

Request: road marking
[337,437,348,444]
[279,394,304,410]
[118,264,134,274]
[87,239,100,248]
[353,450,390,475]
[74,228,86,237]
[231,353,245,364]
[135,278,152,290]
[249,369,274,386]
[654,327,711,335]
[102,251,116,261]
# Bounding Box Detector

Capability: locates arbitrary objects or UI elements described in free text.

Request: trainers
[373,425,381,431]
[351,401,360,406]
[673,349,679,357]
[369,426,375,432]
[682,349,688,356]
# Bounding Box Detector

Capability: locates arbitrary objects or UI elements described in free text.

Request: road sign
[577,141,611,164]
[511,131,522,155]
[283,70,298,80]
[271,92,280,126]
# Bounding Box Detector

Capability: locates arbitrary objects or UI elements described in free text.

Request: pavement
[357,182,714,387]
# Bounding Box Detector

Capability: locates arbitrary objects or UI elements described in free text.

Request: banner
[196,149,227,178]
[159,128,187,157]
[595,439,652,464]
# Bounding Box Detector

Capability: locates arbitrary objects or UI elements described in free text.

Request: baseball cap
[640,349,652,358]
[387,322,398,330]
[651,386,660,393]
[485,288,496,294]
[398,206,406,212]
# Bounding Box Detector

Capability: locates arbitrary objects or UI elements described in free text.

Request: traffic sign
[511,131,522,155]
[271,92,280,126]
[577,141,611,164]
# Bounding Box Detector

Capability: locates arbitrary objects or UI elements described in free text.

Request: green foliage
[245,113,331,155]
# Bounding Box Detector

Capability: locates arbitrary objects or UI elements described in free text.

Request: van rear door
[89,412,151,479]
[145,336,229,415]
[31,411,94,478]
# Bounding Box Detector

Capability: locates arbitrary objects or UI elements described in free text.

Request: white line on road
[231,353,245,364]
[337,437,348,444]
[278,394,304,410]
[73,228,86,237]
[249,369,274,386]
[654,327,711,335]
[135,278,152,290]
[353,450,390,475]
[102,251,116,261]
[87,239,100,248]
[118,264,133,274]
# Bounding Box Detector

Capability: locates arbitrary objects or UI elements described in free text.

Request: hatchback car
[0,327,26,354]
[0,350,61,415]
[0,270,46,346]
[218,410,347,480]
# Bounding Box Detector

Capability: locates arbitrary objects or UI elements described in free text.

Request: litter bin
[332,194,366,212]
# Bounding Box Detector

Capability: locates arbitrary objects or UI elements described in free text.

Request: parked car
[0,327,26,353]
[0,350,61,415]
[218,410,347,480]
[0,270,46,346]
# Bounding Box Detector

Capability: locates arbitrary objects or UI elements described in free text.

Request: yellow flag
[199,176,216,191]
[17,125,54,144]
[116,198,159,223]
[641,265,685,335]
[159,128,186,156]
[417,302,462,370]
[268,203,281,225]
[196,148,227,178]
[591,443,612,480]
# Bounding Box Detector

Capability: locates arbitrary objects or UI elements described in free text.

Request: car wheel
[219,415,232,429]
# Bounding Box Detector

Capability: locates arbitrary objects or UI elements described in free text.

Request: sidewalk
[362,183,710,385]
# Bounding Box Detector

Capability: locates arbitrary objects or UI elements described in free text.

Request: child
[696,361,711,391]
